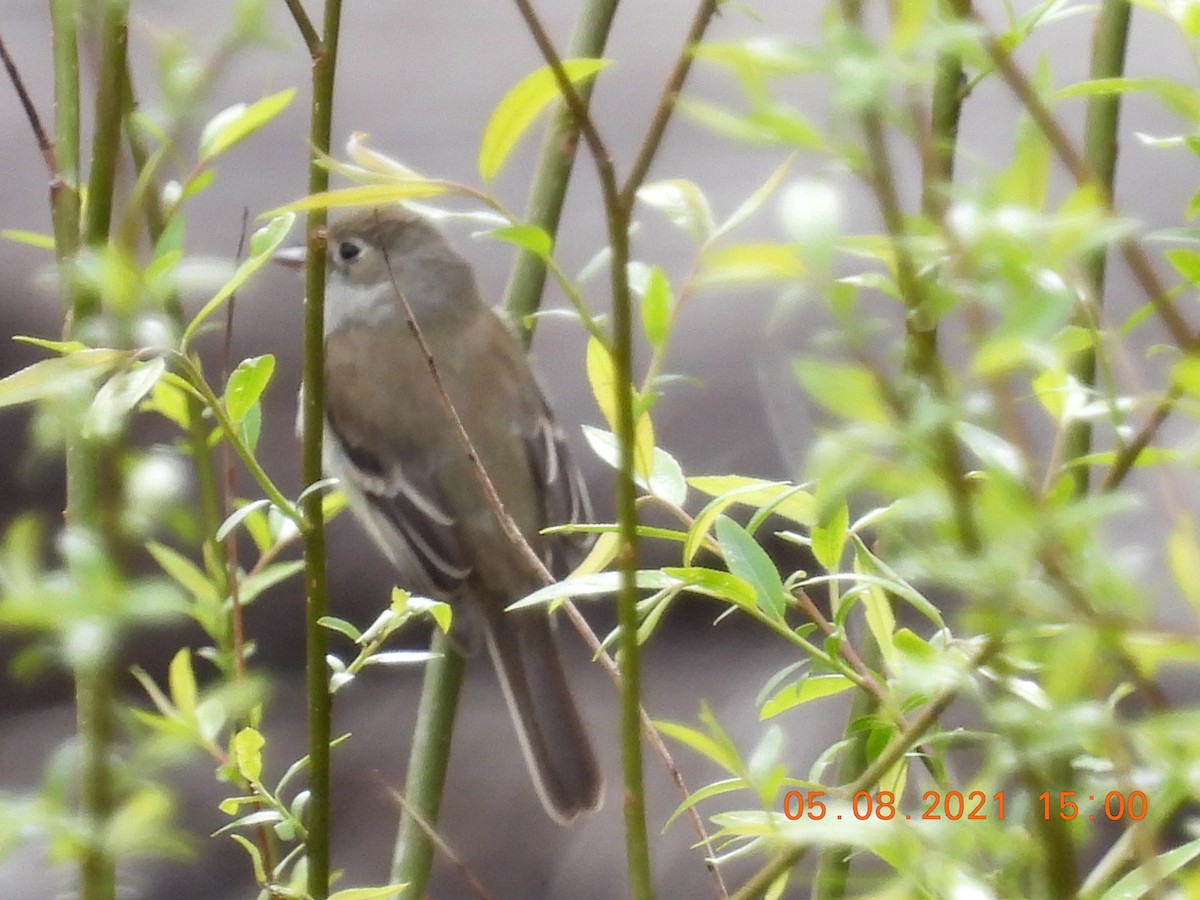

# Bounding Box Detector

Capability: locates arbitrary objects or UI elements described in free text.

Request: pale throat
[323,277,399,334]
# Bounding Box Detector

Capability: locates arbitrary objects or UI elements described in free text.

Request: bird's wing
[325,405,471,599]
[522,396,593,581]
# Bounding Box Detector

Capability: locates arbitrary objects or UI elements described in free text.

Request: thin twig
[281,0,322,59]
[510,0,617,192]
[0,32,60,178]
[385,781,496,900]
[1101,382,1183,492]
[619,0,721,207]
[507,5,654,894]
[504,0,620,344]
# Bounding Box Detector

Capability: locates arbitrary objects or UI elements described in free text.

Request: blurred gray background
[1,0,1198,897]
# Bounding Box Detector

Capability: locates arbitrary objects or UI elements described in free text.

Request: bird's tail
[482,607,603,824]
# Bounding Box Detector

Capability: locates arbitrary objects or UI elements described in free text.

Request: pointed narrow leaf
[224,355,275,425]
[479,59,611,181]
[761,674,854,719]
[584,339,655,478]
[183,214,295,346]
[199,89,296,163]
[0,350,128,410]
[715,515,787,619]
[168,649,198,719]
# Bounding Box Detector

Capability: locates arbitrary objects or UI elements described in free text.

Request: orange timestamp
[782,790,1149,823]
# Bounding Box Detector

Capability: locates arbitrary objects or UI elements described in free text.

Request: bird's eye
[337,241,362,262]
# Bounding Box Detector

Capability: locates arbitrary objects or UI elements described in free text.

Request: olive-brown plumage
[317,206,601,822]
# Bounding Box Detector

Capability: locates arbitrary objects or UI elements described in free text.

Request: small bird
[305,205,602,823]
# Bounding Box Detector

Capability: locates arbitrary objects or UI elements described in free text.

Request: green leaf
[240,560,304,605]
[12,336,87,354]
[318,615,362,643]
[761,674,854,719]
[996,58,1052,208]
[654,703,743,774]
[689,476,816,527]
[713,155,794,242]
[584,340,655,479]
[479,58,611,181]
[640,265,672,347]
[224,355,275,425]
[581,424,685,505]
[1056,77,1200,123]
[855,537,896,663]
[794,359,890,425]
[1168,515,1200,616]
[1174,356,1200,400]
[1166,248,1200,286]
[715,515,787,619]
[183,213,295,347]
[637,179,715,243]
[198,89,296,163]
[662,566,759,612]
[507,570,679,611]
[1099,835,1200,900]
[168,649,198,719]
[0,349,128,410]
[227,834,267,884]
[264,183,452,218]
[329,888,410,900]
[233,727,266,782]
[84,357,167,439]
[2,229,56,250]
[215,499,272,542]
[696,242,804,289]
[487,223,553,259]
[810,502,849,571]
[147,541,221,605]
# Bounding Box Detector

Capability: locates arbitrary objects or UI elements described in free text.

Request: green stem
[390,0,622,890]
[840,6,980,555]
[302,0,342,894]
[389,633,466,896]
[508,1,654,891]
[70,5,130,897]
[167,353,302,527]
[82,0,127,252]
[607,197,654,900]
[50,0,81,262]
[1065,0,1132,496]
[504,0,620,343]
[923,48,964,215]
[76,658,116,900]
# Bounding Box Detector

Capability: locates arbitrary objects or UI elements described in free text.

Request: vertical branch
[506,1,653,893]
[397,0,622,891]
[389,632,466,893]
[50,0,82,261]
[838,1,980,554]
[297,0,340,895]
[1065,0,1133,495]
[923,50,965,215]
[83,0,128,252]
[618,0,719,206]
[68,4,130,898]
[605,187,654,900]
[504,0,621,343]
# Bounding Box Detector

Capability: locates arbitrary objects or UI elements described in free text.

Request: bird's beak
[272,245,307,270]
